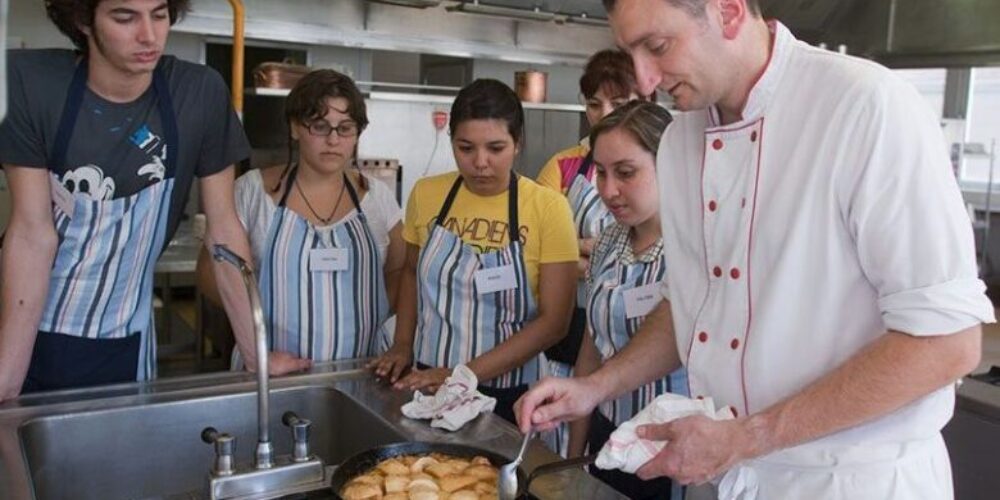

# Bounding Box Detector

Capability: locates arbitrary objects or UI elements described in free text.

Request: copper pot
[515,70,547,103]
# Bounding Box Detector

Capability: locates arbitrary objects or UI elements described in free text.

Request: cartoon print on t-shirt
[130,124,166,182]
[60,164,116,200]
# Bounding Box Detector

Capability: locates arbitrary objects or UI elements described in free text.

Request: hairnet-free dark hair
[579,49,645,101]
[449,79,525,146]
[45,0,191,52]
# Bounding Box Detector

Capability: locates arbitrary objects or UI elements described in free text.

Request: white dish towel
[400,365,497,431]
[594,393,759,500]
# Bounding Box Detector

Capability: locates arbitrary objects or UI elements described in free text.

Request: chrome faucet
[212,244,273,469]
[202,245,326,500]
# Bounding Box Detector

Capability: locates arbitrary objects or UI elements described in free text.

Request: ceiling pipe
[226,0,245,116]
[446,0,558,23]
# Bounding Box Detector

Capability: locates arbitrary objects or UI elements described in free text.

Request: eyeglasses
[306,120,360,138]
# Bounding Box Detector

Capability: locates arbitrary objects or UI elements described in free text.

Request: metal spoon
[498,429,532,500]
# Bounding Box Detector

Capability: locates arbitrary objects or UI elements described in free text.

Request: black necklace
[295,177,346,225]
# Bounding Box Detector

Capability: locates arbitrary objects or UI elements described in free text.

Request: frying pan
[329,441,527,499]
[329,441,598,499]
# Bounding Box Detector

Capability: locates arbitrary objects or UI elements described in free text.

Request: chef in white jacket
[516,1,995,499]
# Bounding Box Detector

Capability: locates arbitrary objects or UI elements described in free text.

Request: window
[965,68,1000,184]
[894,68,946,121]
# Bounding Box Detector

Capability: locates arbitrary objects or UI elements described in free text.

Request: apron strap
[344,172,362,213]
[436,174,520,243]
[277,164,298,207]
[574,150,595,180]
[507,173,519,243]
[50,61,89,169]
[152,64,179,178]
[435,176,465,224]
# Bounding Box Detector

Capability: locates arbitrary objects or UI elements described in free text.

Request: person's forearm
[385,268,402,314]
[743,327,982,459]
[205,227,259,368]
[390,258,418,351]
[0,225,58,390]
[587,299,680,403]
[567,334,602,457]
[466,308,570,382]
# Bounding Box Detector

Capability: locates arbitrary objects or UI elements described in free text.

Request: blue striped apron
[35,60,178,382]
[236,166,388,365]
[546,152,613,377]
[587,239,689,426]
[414,174,542,389]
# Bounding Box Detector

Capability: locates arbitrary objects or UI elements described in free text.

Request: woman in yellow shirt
[371,79,578,424]
[536,50,648,376]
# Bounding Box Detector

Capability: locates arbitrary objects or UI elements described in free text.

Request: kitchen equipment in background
[943,368,1000,500]
[253,60,312,89]
[358,158,403,203]
[515,70,548,103]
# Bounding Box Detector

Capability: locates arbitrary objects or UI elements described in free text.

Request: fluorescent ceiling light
[563,12,609,27]
[368,0,442,8]
[446,1,557,22]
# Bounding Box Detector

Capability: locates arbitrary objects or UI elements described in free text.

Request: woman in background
[536,49,648,378]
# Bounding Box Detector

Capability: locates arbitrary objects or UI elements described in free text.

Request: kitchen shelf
[245,87,586,113]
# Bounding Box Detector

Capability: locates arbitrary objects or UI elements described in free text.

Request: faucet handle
[282,411,312,462]
[201,427,236,476]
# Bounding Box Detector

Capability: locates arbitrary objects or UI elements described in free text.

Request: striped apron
[235,166,389,366]
[29,60,178,386]
[414,174,542,389]
[587,239,687,499]
[546,152,613,376]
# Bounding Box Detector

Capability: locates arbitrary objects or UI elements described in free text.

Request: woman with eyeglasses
[203,69,405,371]
[535,49,648,389]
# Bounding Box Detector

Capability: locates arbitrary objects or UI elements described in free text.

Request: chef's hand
[514,377,602,434]
[0,380,22,404]
[368,344,412,384]
[394,366,450,393]
[634,415,758,485]
[245,351,312,376]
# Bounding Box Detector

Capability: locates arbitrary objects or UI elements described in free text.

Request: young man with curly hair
[0,0,311,401]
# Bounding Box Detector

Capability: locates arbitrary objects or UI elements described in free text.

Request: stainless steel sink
[18,386,404,500]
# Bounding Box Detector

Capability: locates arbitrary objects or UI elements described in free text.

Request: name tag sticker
[474,265,518,295]
[309,248,349,272]
[623,282,663,319]
[50,176,75,219]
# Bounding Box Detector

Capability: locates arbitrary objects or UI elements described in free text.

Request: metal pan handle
[520,453,599,497]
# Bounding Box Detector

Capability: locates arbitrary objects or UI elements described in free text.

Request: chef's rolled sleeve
[850,74,995,337]
[879,278,994,336]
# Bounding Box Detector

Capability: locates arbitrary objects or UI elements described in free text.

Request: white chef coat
[657,22,995,498]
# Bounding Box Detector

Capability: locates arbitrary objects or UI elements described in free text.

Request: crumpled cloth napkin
[594,393,759,500]
[400,365,497,431]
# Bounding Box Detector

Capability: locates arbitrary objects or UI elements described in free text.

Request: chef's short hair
[602,0,761,18]
[285,69,369,133]
[45,0,191,52]
[579,49,649,101]
[588,101,673,158]
[449,79,525,146]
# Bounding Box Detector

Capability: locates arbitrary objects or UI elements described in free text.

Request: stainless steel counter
[0,360,626,500]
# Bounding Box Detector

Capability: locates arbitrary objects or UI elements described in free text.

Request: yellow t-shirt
[536,143,591,195]
[403,171,579,299]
